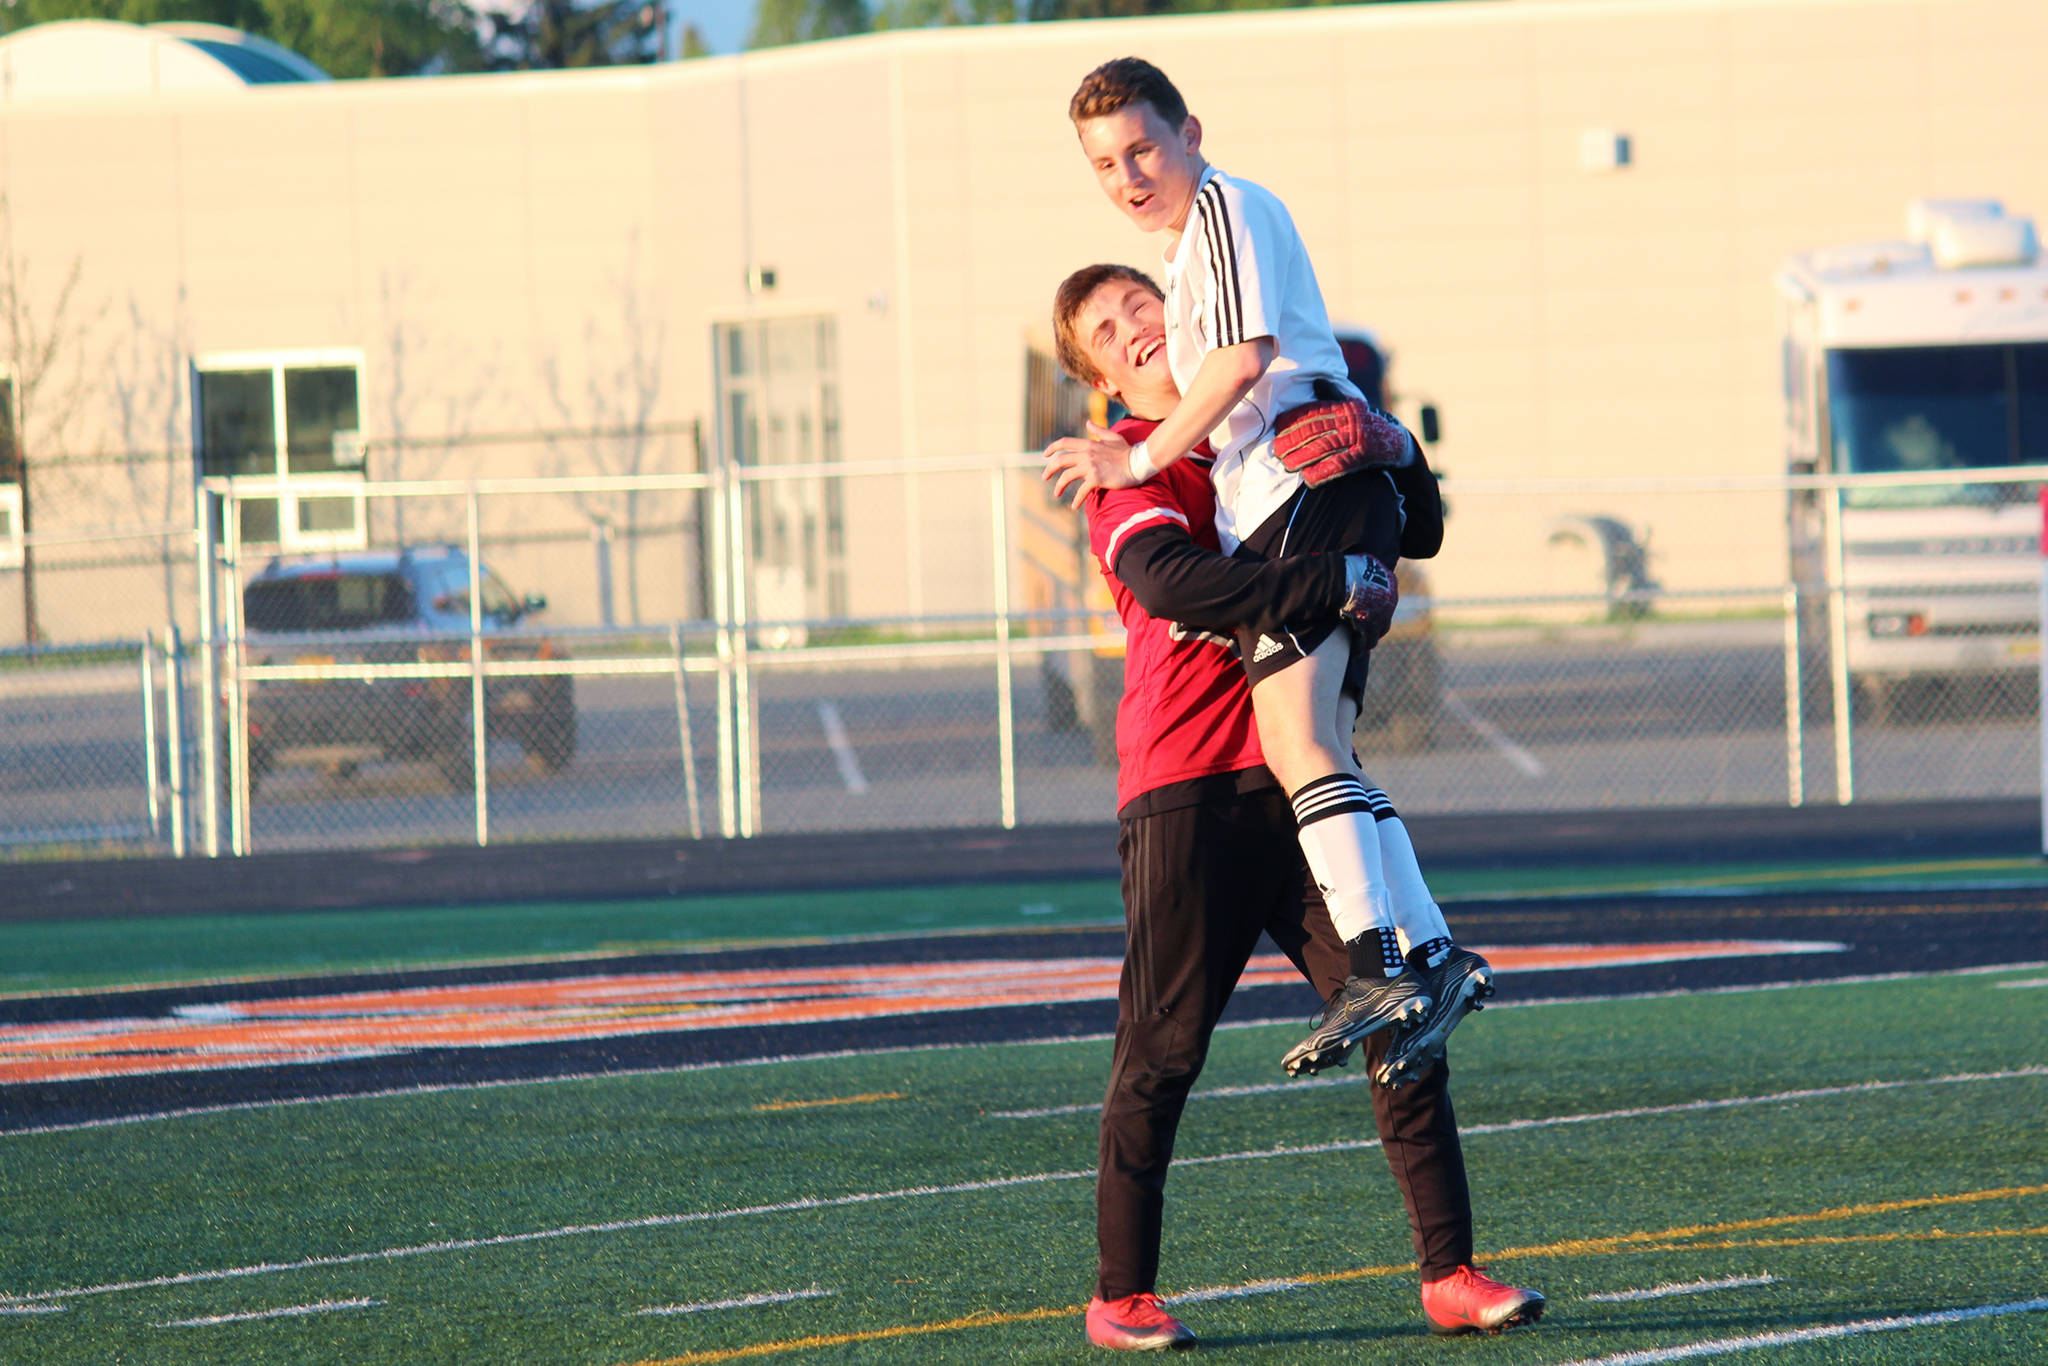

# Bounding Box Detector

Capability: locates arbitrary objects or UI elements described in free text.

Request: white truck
[1776,199,2047,719]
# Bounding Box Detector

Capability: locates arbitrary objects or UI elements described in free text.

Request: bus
[1776,198,2047,720]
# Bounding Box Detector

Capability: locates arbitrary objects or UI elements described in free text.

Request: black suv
[240,546,575,790]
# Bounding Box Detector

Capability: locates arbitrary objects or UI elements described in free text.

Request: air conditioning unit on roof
[1907,198,2039,269]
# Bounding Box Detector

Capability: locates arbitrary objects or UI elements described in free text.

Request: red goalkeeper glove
[1273,398,1414,487]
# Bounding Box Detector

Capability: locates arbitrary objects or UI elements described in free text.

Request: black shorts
[1234,470,1401,693]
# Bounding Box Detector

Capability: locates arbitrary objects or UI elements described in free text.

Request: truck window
[2020,342,2048,465]
[1826,344,2037,505]
[245,573,414,632]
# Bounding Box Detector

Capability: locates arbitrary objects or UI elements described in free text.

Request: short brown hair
[1052,263,1163,387]
[1069,57,1188,131]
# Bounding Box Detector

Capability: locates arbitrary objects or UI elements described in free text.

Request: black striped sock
[1410,936,1455,971]
[1290,772,1375,827]
[1348,926,1407,979]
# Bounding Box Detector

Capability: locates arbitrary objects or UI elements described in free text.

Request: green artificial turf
[2,967,2044,1363]
[4,856,2043,995]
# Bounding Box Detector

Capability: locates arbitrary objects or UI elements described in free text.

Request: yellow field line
[1485,1182,2048,1260]
[618,1183,2048,1366]
[631,1305,1076,1364]
[753,1093,907,1113]
[1628,1225,2048,1255]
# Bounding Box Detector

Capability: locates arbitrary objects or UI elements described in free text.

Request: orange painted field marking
[616,1184,2048,1366]
[753,1092,906,1113]
[0,940,1842,1086]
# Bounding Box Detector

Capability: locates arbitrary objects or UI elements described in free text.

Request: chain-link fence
[2,460,2041,857]
[0,639,164,853]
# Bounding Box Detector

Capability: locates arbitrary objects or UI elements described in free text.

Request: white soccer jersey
[1162,166,1360,550]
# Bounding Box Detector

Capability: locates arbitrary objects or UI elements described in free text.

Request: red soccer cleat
[1420,1264,1546,1336]
[1086,1292,1197,1351]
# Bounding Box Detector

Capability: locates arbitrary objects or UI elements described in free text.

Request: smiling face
[1075,101,1205,238]
[1072,277,1178,418]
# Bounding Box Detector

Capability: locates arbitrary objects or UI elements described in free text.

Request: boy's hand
[1043,422,1137,507]
[1340,554,1399,647]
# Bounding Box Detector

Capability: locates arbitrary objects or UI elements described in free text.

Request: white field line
[1586,1274,1781,1303]
[1440,690,1545,777]
[816,702,869,794]
[1554,1296,2048,1366]
[993,1073,1368,1119]
[636,1286,836,1316]
[6,960,2044,1139]
[1995,977,2048,989]
[156,1297,382,1328]
[0,1303,64,1314]
[1165,1279,1305,1305]
[3,1065,2042,1309]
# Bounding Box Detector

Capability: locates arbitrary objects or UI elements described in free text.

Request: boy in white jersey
[1045,57,1493,1078]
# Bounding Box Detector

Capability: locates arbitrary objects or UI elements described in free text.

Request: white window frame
[192,347,370,554]
[0,483,20,570]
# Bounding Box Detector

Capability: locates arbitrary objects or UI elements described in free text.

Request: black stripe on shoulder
[1197,180,1242,347]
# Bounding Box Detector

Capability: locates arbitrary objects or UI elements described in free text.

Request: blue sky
[670,1,759,54]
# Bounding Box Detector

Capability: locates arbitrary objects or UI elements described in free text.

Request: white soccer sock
[1365,787,1454,964]
[1290,773,1397,953]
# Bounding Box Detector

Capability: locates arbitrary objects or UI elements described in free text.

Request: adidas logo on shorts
[1253,634,1286,663]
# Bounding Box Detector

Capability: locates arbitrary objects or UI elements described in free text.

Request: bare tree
[535,256,666,624]
[108,288,194,627]
[377,273,489,543]
[0,195,102,645]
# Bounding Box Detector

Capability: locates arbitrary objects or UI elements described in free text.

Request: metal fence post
[1782,583,1804,807]
[196,488,222,857]
[164,623,188,859]
[595,518,617,627]
[467,487,489,846]
[1822,484,1854,804]
[990,466,1017,830]
[672,621,703,840]
[225,494,251,857]
[707,463,738,839]
[726,471,758,837]
[140,637,161,842]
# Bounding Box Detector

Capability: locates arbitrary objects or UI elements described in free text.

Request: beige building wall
[3,0,2046,643]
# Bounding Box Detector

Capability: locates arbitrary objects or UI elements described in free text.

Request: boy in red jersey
[1045,58,1496,1079]
[1054,263,1543,1352]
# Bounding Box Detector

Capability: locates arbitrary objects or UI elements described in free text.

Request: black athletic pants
[1096,782,1475,1300]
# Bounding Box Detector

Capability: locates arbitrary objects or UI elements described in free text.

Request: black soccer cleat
[1281,971,1431,1077]
[1373,946,1495,1088]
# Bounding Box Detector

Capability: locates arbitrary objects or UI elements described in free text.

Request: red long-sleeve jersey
[1085,418,1343,815]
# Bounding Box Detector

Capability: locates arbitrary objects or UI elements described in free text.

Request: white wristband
[1126,440,1158,483]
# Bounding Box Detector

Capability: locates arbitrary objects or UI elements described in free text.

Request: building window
[194,351,367,551]
[714,316,845,623]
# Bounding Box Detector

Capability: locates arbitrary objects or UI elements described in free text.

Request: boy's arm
[1111,522,1341,637]
[1044,337,1276,506]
